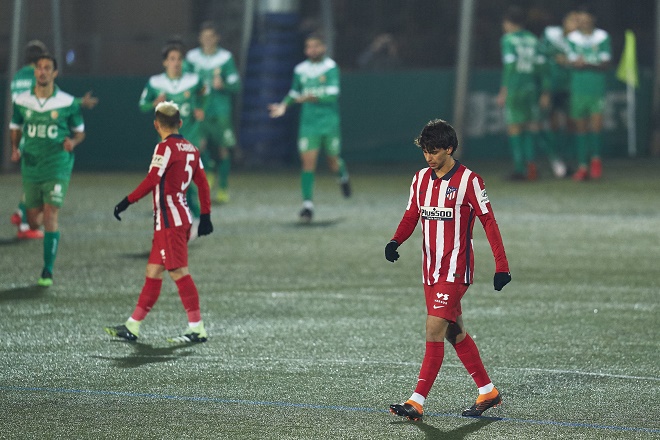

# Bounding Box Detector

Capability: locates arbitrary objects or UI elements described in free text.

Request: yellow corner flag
[616,30,639,88]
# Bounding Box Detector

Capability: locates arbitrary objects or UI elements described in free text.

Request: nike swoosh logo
[433,305,444,309]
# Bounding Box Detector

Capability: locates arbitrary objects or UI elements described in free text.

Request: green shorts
[23,179,70,209]
[199,116,237,148]
[505,90,540,125]
[570,95,605,119]
[298,134,341,156]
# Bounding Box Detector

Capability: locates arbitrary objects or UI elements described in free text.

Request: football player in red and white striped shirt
[387,119,511,420]
[105,101,213,343]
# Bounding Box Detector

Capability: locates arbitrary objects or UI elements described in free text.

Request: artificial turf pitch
[0,159,658,439]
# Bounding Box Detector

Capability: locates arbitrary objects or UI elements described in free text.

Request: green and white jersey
[566,28,611,96]
[11,65,35,101]
[139,72,204,136]
[185,47,240,118]
[10,87,84,182]
[283,57,340,136]
[500,30,543,93]
[539,26,571,93]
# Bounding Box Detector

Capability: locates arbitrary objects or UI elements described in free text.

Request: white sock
[409,392,425,406]
[478,383,494,394]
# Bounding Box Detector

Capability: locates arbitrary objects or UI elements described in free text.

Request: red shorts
[423,282,469,322]
[148,226,190,270]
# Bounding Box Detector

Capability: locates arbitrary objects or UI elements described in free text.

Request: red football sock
[131,277,163,321]
[454,333,491,388]
[175,274,201,323]
[413,341,445,398]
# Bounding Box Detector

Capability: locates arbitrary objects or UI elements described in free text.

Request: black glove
[197,213,213,236]
[493,272,511,291]
[385,240,400,262]
[114,197,130,221]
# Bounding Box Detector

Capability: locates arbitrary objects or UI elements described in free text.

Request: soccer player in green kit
[10,54,86,286]
[566,7,611,181]
[538,11,580,178]
[10,41,98,239]
[497,6,545,181]
[185,21,241,204]
[269,34,351,223]
[140,44,205,238]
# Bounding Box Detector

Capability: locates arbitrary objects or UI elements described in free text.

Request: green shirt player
[10,41,98,239]
[269,34,351,223]
[566,7,611,181]
[537,11,579,178]
[139,44,205,237]
[10,54,86,286]
[185,21,241,204]
[497,6,546,181]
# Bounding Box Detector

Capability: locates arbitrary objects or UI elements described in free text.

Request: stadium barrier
[0,67,652,171]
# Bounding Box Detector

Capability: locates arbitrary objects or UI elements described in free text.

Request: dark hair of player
[306,33,325,44]
[35,53,58,71]
[414,119,459,155]
[199,20,218,34]
[161,43,184,60]
[154,105,181,129]
[575,3,595,16]
[503,6,526,27]
[24,40,48,65]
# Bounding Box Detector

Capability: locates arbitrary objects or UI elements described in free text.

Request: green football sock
[301,171,315,202]
[575,133,588,167]
[218,157,231,190]
[19,200,27,223]
[588,131,602,158]
[43,231,60,273]
[509,134,525,173]
[336,157,348,181]
[556,130,571,161]
[540,130,559,161]
[186,184,200,218]
[522,131,536,163]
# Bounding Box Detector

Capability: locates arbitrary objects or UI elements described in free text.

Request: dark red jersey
[392,161,509,285]
[128,134,210,231]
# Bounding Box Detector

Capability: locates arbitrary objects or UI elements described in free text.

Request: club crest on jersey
[26,110,32,118]
[446,186,457,200]
[50,111,58,119]
[421,206,453,221]
[480,189,489,204]
[319,75,326,83]
[184,91,191,98]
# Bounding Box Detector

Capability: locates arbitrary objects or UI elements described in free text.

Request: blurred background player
[356,32,401,71]
[268,34,351,223]
[105,101,213,343]
[537,11,579,178]
[497,6,545,181]
[139,43,205,239]
[185,21,241,204]
[566,7,611,181]
[9,40,98,239]
[386,119,511,420]
[10,54,86,286]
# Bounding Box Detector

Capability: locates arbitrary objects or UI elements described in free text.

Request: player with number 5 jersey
[105,101,213,344]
